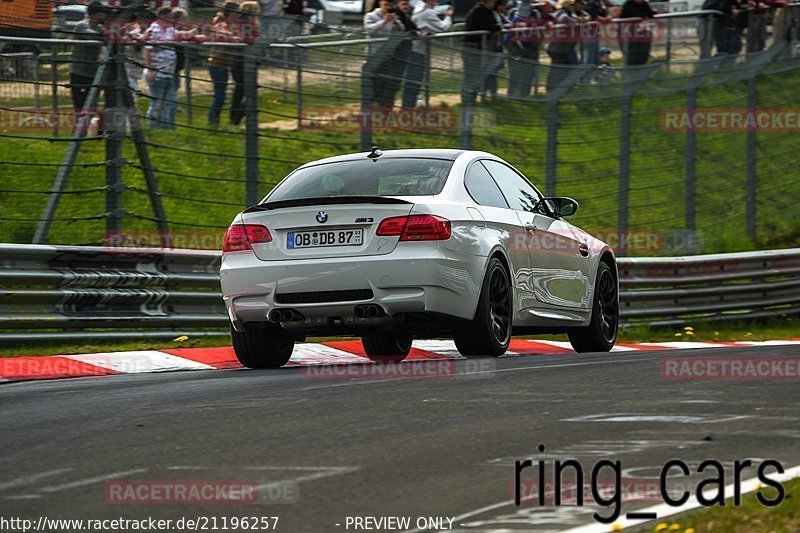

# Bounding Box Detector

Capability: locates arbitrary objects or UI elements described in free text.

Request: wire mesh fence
[1,3,799,256]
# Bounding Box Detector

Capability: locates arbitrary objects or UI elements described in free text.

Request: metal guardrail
[619,247,800,326]
[2,244,799,344]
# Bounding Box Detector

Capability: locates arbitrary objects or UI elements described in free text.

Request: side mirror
[545,197,579,218]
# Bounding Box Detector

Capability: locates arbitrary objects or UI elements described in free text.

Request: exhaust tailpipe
[354,305,367,318]
[366,305,381,318]
[269,309,303,322]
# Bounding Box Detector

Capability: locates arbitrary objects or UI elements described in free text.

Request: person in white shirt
[402,0,452,108]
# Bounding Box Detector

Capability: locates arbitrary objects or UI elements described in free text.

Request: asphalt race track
[1,344,799,532]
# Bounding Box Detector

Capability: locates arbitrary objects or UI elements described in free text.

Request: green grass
[638,477,800,532]
[1,63,799,252]
[0,317,795,358]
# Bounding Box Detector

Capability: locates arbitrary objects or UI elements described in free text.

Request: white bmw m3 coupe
[220,148,618,368]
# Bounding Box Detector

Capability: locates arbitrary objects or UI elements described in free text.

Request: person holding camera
[364,0,409,108]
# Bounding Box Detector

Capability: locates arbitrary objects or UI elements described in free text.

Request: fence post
[243,15,274,207]
[104,45,127,237]
[682,56,725,234]
[617,64,660,241]
[184,44,193,124]
[51,44,59,136]
[360,58,374,151]
[746,75,758,241]
[360,35,406,151]
[544,66,590,197]
[424,38,431,109]
[296,53,303,129]
[244,48,260,206]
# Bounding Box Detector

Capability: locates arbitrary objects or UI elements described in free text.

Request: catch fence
[1,5,799,255]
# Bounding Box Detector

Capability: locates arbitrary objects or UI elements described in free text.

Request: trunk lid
[240,197,415,261]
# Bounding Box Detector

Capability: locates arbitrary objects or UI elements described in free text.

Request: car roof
[300,149,467,168]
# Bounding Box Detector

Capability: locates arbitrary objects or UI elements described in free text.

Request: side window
[482,160,543,214]
[464,161,509,209]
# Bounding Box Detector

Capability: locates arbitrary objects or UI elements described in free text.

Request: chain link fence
[1,5,799,256]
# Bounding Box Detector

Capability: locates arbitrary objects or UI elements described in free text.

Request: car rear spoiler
[244,196,413,212]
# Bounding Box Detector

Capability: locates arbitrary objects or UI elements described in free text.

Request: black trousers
[70,73,94,111]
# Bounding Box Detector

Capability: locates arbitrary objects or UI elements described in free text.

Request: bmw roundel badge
[316,211,328,223]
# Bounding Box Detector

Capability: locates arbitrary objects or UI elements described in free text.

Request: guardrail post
[617,64,660,241]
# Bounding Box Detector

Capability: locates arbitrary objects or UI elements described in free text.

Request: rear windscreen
[264,158,454,203]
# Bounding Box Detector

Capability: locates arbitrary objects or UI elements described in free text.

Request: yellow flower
[173,335,189,342]
[655,524,668,532]
[684,326,694,331]
[686,331,694,336]
[674,333,682,337]
[684,529,695,533]
[669,525,681,531]
[611,524,623,532]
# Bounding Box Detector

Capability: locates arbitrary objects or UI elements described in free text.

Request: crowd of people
[68,0,264,131]
[365,0,800,106]
[363,0,658,106]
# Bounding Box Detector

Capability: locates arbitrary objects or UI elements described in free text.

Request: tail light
[222,224,272,252]
[376,215,451,241]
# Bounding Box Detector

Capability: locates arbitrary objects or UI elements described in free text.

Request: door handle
[525,223,537,233]
[578,243,589,257]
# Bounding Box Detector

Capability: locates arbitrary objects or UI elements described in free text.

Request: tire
[230,324,294,368]
[453,257,512,357]
[568,261,618,353]
[362,335,412,363]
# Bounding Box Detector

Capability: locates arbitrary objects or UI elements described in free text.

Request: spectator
[485,0,510,98]
[712,0,742,55]
[697,0,716,59]
[284,0,307,36]
[143,7,179,129]
[462,0,501,101]
[170,8,197,125]
[387,0,419,108]
[583,0,612,65]
[569,0,588,65]
[364,0,405,108]
[546,0,579,91]
[403,0,452,108]
[69,1,106,125]
[594,46,615,82]
[229,1,261,126]
[745,1,769,53]
[619,0,655,65]
[508,0,538,98]
[207,1,239,126]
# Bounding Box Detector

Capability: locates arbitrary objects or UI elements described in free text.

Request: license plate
[287,229,363,249]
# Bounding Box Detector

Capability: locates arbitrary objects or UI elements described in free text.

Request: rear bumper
[220,244,485,331]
